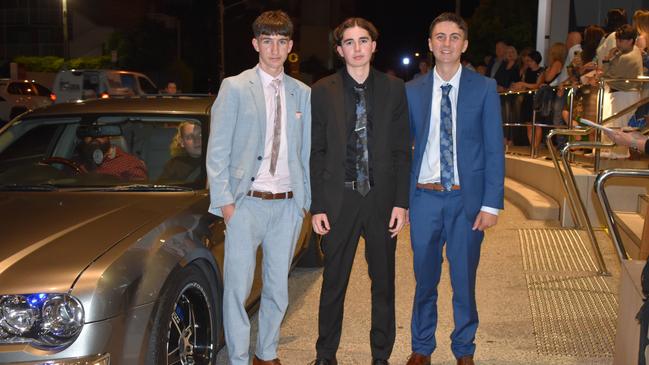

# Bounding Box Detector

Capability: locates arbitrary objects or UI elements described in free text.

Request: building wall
[0,0,63,61]
[0,0,114,62]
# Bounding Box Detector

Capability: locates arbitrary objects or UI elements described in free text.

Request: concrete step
[616,211,645,259]
[639,194,648,218]
[504,177,560,221]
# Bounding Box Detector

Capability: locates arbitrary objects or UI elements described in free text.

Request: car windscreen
[0,116,205,190]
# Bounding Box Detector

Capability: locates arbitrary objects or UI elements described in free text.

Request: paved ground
[216,200,621,365]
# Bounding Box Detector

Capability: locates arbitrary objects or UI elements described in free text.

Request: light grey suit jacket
[207,67,311,217]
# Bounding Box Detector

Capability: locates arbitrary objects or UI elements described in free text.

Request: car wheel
[146,262,220,365]
[296,231,324,268]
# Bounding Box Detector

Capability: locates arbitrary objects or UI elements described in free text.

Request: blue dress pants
[409,187,484,359]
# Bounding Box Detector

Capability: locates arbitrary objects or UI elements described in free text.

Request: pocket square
[295,112,302,119]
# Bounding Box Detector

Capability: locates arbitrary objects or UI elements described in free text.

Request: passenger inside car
[157,120,202,183]
[76,125,148,181]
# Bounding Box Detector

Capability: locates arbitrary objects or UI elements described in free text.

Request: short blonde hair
[170,121,200,157]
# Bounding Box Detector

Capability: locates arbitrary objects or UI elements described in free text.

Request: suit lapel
[330,73,346,146]
[457,67,473,136]
[415,72,434,175]
[284,76,298,151]
[247,69,267,144]
[371,71,389,157]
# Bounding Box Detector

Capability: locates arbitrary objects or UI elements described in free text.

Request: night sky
[356,0,481,74]
[74,0,483,89]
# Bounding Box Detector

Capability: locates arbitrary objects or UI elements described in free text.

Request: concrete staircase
[615,194,648,259]
[504,177,559,220]
[505,153,649,259]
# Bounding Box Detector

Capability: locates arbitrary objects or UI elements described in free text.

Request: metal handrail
[546,127,599,226]
[546,135,613,274]
[501,76,649,160]
[595,169,649,262]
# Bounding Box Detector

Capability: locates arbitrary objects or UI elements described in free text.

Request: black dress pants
[316,188,397,360]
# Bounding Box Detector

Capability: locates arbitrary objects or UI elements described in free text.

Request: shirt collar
[341,66,373,88]
[433,65,462,91]
[256,64,284,88]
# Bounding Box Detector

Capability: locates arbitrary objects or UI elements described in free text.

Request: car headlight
[0,293,84,348]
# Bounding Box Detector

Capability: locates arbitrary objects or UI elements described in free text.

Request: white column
[536,0,552,67]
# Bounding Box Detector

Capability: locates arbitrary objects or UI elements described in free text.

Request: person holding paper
[604,128,649,155]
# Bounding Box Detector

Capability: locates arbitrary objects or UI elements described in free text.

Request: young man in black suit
[309,17,411,365]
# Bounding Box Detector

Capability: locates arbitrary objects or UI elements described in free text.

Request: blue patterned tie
[440,84,454,191]
[353,86,371,196]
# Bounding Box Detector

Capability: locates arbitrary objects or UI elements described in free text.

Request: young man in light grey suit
[206,10,311,365]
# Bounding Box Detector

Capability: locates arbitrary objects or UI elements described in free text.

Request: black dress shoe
[372,360,389,365]
[310,358,337,365]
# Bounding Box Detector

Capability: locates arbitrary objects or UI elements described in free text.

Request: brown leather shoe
[252,355,281,365]
[406,352,431,365]
[456,355,475,365]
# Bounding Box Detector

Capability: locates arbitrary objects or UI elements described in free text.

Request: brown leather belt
[247,190,293,200]
[416,183,460,191]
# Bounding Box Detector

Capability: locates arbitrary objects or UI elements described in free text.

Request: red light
[100,93,110,99]
[50,93,56,102]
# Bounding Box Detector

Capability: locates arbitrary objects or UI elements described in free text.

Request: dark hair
[252,10,293,38]
[616,23,638,41]
[428,12,469,39]
[333,17,379,45]
[581,25,605,63]
[527,50,542,65]
[605,8,627,33]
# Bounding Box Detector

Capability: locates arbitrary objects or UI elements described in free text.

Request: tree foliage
[14,56,111,72]
[467,0,538,65]
[105,19,176,72]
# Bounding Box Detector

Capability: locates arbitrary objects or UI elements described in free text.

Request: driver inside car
[76,126,148,181]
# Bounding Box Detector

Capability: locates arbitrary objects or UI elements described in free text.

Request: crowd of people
[433,8,649,158]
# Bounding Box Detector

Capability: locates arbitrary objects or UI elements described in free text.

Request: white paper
[577,117,614,132]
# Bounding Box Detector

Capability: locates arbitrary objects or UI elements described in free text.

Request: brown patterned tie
[270,79,281,176]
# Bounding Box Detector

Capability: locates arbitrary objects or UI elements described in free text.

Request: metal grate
[519,228,617,357]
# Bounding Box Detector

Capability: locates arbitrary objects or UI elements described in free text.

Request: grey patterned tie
[270,78,281,176]
[353,86,371,196]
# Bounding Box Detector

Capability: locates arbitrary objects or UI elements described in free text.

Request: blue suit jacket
[405,67,504,220]
[206,67,311,217]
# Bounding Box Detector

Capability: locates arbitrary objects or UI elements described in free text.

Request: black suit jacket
[310,68,411,224]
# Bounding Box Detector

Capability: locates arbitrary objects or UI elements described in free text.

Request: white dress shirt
[418,66,499,216]
[251,65,291,193]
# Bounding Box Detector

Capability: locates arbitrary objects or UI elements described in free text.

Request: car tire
[296,231,324,268]
[9,107,27,120]
[145,262,220,365]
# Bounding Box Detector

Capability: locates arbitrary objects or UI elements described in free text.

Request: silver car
[0,96,319,364]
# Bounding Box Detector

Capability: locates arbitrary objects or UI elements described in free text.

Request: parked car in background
[0,79,54,124]
[52,69,159,104]
[0,95,318,364]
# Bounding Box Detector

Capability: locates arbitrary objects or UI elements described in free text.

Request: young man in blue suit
[206,10,311,365]
[405,13,504,365]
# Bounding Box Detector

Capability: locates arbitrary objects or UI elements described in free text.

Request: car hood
[0,192,191,295]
